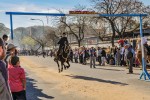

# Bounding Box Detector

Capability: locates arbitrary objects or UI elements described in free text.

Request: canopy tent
[5,11,149,80]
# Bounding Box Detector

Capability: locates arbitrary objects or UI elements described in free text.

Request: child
[8,56,26,100]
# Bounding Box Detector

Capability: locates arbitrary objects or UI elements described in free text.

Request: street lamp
[30,18,44,34]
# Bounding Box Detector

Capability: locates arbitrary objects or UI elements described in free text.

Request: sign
[69,11,98,14]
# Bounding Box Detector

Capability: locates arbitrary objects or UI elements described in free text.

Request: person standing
[0,38,12,100]
[120,45,125,66]
[101,48,106,66]
[126,44,135,73]
[8,56,26,100]
[116,48,121,66]
[74,48,79,63]
[69,49,73,62]
[97,47,102,65]
[2,34,8,46]
[4,43,17,68]
[89,47,97,68]
[82,46,87,65]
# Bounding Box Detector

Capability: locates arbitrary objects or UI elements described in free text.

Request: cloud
[0,3,71,28]
[0,10,5,13]
[2,3,69,13]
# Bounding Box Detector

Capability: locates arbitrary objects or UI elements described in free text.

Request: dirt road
[21,56,150,100]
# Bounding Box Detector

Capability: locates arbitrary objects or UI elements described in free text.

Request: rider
[57,32,69,57]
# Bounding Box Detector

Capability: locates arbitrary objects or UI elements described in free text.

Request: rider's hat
[7,43,17,51]
[63,32,66,35]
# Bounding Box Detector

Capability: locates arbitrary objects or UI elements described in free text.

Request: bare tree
[45,28,59,49]
[91,0,150,46]
[29,26,48,52]
[88,18,109,41]
[56,5,89,47]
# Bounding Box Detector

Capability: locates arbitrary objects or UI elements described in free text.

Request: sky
[0,0,150,29]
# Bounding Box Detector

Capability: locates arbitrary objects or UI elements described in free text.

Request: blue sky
[0,0,150,28]
[0,0,91,28]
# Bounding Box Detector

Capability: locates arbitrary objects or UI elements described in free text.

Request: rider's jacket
[57,37,69,46]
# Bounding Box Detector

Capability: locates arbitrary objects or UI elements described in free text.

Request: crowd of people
[19,36,150,75]
[67,37,150,74]
[0,34,26,100]
[21,36,150,75]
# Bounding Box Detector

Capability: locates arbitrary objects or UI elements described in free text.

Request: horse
[54,44,70,73]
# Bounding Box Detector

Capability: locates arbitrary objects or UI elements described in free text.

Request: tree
[88,18,109,41]
[29,26,48,52]
[57,5,89,47]
[91,0,150,46]
[21,36,36,50]
[45,28,59,49]
[14,27,28,49]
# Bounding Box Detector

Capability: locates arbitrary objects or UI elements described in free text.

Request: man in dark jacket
[0,38,12,100]
[57,32,69,57]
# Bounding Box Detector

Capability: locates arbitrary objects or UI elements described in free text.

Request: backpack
[127,50,133,59]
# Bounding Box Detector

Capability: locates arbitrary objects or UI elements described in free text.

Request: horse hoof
[66,66,70,68]
[59,69,61,73]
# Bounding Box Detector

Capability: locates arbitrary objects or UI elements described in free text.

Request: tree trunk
[78,40,81,47]
[42,45,44,52]
[110,21,116,47]
[111,34,115,47]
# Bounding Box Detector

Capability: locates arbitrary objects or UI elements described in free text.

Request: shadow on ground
[65,75,128,86]
[95,67,125,71]
[26,77,54,100]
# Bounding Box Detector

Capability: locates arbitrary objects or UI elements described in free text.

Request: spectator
[4,43,17,68]
[74,48,79,63]
[69,49,73,62]
[0,38,12,100]
[116,48,121,66]
[113,46,117,65]
[8,56,26,100]
[89,47,97,68]
[120,45,125,66]
[124,38,128,45]
[97,47,102,65]
[79,47,83,64]
[101,48,106,66]
[50,50,53,57]
[83,47,88,65]
[2,34,8,46]
[126,44,135,73]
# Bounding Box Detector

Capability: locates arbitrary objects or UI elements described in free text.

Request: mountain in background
[0,23,10,37]
[14,25,57,49]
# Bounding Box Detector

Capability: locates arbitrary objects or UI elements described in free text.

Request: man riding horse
[54,32,70,72]
[57,32,69,58]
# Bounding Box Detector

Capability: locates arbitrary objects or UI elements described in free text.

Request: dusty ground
[21,56,150,100]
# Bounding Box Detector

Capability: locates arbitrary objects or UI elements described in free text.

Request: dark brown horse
[54,44,70,73]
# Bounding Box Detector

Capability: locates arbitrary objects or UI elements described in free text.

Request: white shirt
[97,49,102,56]
[120,47,125,55]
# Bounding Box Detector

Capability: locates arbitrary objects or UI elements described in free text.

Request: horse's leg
[61,61,64,72]
[56,61,60,73]
[66,60,70,69]
[64,64,66,70]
